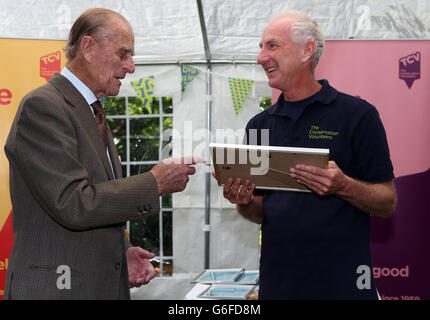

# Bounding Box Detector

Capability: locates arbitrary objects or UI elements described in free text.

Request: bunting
[181,64,200,97]
[228,77,254,115]
[131,76,154,113]
[129,72,256,117]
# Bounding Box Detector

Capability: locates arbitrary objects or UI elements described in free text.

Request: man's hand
[223,177,257,205]
[212,172,262,224]
[212,171,263,224]
[213,171,256,205]
[289,160,397,217]
[126,247,156,288]
[289,160,346,196]
[150,156,206,195]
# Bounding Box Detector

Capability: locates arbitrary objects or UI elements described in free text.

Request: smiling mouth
[266,67,278,73]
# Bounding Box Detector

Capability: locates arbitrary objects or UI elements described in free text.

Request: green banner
[228,77,254,115]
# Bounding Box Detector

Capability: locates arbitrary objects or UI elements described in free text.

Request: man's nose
[257,49,268,65]
[125,56,135,74]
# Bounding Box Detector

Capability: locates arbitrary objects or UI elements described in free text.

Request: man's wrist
[237,196,255,207]
[336,175,355,199]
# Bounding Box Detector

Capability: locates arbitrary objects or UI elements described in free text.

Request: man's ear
[302,40,315,64]
[80,35,96,62]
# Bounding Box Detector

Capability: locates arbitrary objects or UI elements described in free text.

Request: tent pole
[196,0,211,64]
[197,0,212,270]
[204,65,212,270]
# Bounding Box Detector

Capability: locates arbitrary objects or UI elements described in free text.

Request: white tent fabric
[1,0,429,62]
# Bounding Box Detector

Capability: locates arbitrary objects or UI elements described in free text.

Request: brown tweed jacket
[3,73,159,299]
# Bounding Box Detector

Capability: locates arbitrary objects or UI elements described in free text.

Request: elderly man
[4,8,200,299]
[221,11,397,299]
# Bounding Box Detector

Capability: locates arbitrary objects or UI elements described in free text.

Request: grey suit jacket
[3,73,160,299]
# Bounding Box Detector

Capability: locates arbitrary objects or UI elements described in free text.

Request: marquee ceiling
[1,0,429,62]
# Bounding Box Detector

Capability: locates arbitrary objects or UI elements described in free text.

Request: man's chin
[268,79,281,90]
[107,87,121,97]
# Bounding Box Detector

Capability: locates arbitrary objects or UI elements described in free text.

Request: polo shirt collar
[268,79,338,116]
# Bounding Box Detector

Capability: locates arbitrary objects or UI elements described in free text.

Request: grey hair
[64,8,127,61]
[272,10,325,71]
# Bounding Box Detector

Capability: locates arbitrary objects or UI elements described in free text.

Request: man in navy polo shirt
[221,11,397,299]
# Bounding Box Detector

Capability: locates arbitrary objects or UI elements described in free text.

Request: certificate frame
[235,270,259,285]
[198,284,256,300]
[193,268,244,284]
[210,143,329,192]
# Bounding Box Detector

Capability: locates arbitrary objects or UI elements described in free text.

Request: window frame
[105,95,173,277]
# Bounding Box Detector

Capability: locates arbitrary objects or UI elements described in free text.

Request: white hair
[271,10,325,71]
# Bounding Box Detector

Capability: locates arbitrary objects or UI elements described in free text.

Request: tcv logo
[399,52,421,89]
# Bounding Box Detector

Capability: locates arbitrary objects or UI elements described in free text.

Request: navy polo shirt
[245,80,394,300]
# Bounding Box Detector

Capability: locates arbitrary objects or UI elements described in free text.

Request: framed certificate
[235,270,259,285]
[193,268,244,284]
[210,143,329,192]
[198,284,255,300]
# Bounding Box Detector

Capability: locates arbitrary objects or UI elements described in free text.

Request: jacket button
[115,263,121,270]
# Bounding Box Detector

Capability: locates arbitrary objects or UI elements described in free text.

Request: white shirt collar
[61,67,98,105]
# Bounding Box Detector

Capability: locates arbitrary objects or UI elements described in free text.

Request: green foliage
[103,97,126,115]
[162,96,173,114]
[129,96,160,115]
[130,118,160,161]
[259,96,272,112]
[107,118,126,160]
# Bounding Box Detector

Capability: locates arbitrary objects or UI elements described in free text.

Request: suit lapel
[49,73,115,180]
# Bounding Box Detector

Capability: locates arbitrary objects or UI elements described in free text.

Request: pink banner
[273,40,430,300]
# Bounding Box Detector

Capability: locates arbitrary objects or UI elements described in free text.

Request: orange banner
[0,38,66,299]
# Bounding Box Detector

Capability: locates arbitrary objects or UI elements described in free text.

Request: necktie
[91,100,108,148]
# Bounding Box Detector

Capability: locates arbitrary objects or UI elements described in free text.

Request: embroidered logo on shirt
[309,125,339,140]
